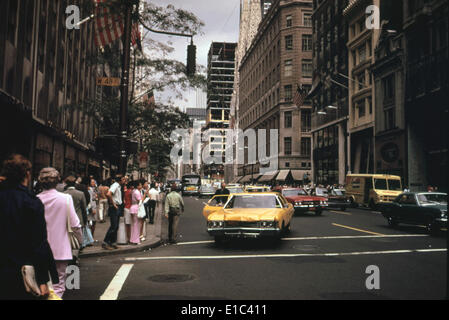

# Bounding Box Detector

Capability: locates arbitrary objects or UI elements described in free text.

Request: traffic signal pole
[118,3,133,176]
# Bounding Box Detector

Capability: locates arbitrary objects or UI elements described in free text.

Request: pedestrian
[147,183,159,224]
[88,178,99,237]
[37,168,82,298]
[0,155,59,300]
[64,176,88,229]
[129,181,143,245]
[214,182,230,204]
[98,180,109,223]
[164,183,185,244]
[123,181,134,242]
[102,175,126,250]
[140,180,149,241]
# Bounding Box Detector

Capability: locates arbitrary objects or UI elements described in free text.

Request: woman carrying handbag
[37,168,82,298]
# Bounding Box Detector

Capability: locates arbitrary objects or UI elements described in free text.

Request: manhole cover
[148,274,196,283]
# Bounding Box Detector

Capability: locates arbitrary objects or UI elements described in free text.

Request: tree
[65,1,206,179]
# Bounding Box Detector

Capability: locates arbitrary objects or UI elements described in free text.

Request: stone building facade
[238,0,313,185]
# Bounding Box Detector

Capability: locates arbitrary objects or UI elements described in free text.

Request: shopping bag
[137,203,147,219]
[117,217,128,245]
[82,226,94,248]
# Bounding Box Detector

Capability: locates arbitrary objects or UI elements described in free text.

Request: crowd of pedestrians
[0,154,169,300]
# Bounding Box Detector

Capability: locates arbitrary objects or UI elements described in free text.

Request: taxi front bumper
[208,227,282,238]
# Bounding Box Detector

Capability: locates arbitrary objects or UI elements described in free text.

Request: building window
[302,60,312,78]
[284,137,292,155]
[286,15,292,27]
[284,111,292,128]
[384,107,395,131]
[302,34,312,51]
[357,100,365,118]
[304,13,312,27]
[357,72,365,91]
[301,138,311,156]
[358,44,366,63]
[301,110,311,132]
[285,162,290,168]
[284,60,293,77]
[285,35,293,50]
[284,85,292,102]
[383,74,395,103]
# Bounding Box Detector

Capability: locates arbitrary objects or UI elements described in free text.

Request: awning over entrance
[291,170,312,181]
[276,170,290,181]
[239,175,253,184]
[258,171,279,183]
[233,176,242,183]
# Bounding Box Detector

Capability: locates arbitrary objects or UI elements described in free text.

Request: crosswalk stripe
[100,264,134,300]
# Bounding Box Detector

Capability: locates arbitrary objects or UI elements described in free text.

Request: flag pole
[118,3,133,176]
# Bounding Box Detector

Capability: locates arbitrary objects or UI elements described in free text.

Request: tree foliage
[66,1,206,178]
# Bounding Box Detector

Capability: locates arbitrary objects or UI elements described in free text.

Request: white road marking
[100,264,134,300]
[124,248,446,262]
[175,234,428,246]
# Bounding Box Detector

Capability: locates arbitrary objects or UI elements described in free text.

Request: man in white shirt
[147,183,160,224]
[102,175,126,250]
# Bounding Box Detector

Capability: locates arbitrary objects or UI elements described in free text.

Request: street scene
[0,0,448,305]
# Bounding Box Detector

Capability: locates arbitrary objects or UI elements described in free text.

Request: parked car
[379,192,447,234]
[276,187,328,216]
[227,186,245,194]
[199,185,217,198]
[203,193,294,244]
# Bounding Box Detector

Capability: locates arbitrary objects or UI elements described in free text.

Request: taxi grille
[224,221,259,228]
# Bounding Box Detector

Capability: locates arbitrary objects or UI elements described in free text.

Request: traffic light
[186,41,196,77]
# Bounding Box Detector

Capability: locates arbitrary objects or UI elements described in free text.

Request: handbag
[137,201,147,219]
[82,225,94,248]
[66,197,81,251]
[21,266,62,300]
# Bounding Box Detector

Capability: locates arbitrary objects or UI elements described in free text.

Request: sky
[145,0,241,111]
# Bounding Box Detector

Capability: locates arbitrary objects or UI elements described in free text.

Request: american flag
[94,0,141,51]
[293,84,308,107]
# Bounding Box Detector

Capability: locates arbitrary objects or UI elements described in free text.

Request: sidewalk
[79,202,163,258]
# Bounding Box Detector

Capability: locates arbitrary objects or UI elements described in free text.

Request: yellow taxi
[244,185,271,193]
[202,193,294,244]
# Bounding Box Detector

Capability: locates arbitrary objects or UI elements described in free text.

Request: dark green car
[380,192,447,234]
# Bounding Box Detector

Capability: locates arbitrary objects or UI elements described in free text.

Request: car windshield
[388,179,402,191]
[283,189,307,197]
[417,194,447,204]
[225,195,279,209]
[332,190,345,196]
[374,179,388,190]
[316,188,328,196]
[228,188,244,193]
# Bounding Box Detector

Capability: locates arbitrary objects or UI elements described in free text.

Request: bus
[181,174,202,196]
[345,174,403,209]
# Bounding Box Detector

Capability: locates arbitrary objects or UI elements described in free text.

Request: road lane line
[175,234,429,246]
[281,234,428,241]
[329,210,352,216]
[124,248,446,261]
[100,264,134,300]
[332,223,385,236]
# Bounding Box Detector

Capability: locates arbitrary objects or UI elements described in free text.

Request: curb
[79,237,162,259]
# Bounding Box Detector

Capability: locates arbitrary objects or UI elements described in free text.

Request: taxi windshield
[228,187,244,194]
[283,189,307,197]
[225,195,279,209]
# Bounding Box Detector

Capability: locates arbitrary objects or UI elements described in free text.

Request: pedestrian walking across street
[103,175,127,250]
[164,183,184,244]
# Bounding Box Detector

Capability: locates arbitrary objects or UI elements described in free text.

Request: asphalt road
[64,196,447,300]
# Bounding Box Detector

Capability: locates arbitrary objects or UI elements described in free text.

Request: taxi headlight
[208,221,224,228]
[261,221,275,228]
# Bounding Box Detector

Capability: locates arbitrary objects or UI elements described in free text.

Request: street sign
[96,77,121,87]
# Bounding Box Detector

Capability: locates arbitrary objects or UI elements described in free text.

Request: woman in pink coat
[37,168,82,298]
[129,181,142,244]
